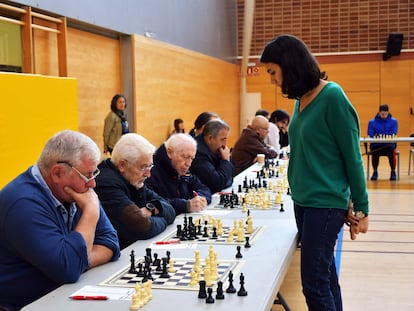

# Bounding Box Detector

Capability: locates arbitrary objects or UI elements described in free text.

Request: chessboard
[101,256,244,291]
[160,214,265,245]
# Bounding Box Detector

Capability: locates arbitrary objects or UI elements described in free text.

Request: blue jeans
[294,204,346,311]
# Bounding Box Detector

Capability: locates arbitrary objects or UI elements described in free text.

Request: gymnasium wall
[246,55,414,153]
[132,35,241,148]
[0,72,78,188]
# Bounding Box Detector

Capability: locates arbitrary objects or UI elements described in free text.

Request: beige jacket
[103,111,122,152]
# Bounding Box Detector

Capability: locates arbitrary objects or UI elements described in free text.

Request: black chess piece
[159,257,170,278]
[226,271,236,294]
[206,287,215,303]
[152,253,158,266]
[235,245,243,258]
[280,203,285,212]
[128,250,137,273]
[216,281,225,300]
[237,273,248,296]
[244,236,251,248]
[212,227,218,239]
[198,280,207,298]
[202,226,209,238]
[136,262,145,277]
[145,248,152,263]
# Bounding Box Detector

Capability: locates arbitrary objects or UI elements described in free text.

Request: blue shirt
[0,166,120,310]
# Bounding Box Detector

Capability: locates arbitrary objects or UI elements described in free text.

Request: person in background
[269,109,290,149]
[231,115,278,175]
[188,111,219,138]
[260,34,369,311]
[190,119,233,193]
[146,133,211,215]
[170,118,185,136]
[103,94,129,154]
[255,109,281,153]
[95,133,176,249]
[0,130,120,311]
[367,104,399,181]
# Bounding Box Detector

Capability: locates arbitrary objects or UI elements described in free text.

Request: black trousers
[370,146,396,171]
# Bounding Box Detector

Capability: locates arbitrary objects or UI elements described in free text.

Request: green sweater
[288,82,369,214]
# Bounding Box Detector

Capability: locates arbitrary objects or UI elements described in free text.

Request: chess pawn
[168,258,176,273]
[237,227,245,242]
[204,265,212,287]
[227,230,234,243]
[130,292,140,310]
[190,270,198,286]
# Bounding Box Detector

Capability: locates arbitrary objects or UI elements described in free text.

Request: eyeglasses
[57,161,100,183]
[124,159,154,172]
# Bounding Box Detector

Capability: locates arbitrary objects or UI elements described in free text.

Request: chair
[366,149,400,180]
[408,134,414,175]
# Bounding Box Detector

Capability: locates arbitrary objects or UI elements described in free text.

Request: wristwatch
[145,203,156,215]
[354,211,367,219]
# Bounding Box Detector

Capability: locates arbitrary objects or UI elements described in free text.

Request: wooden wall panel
[132,35,240,147]
[245,59,414,142]
[33,19,58,76]
[66,28,122,152]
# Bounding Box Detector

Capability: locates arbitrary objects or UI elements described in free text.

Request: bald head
[251,115,269,140]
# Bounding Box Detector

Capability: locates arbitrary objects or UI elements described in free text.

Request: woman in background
[170,118,185,136]
[188,112,219,138]
[103,94,129,154]
[269,109,290,148]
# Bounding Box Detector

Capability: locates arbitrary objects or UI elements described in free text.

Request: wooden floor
[273,146,414,311]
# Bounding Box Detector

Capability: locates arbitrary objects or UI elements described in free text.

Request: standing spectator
[231,115,278,175]
[103,94,129,154]
[188,111,219,138]
[367,104,398,180]
[95,133,176,249]
[190,119,233,193]
[0,130,120,310]
[170,118,185,136]
[260,34,369,311]
[146,133,211,214]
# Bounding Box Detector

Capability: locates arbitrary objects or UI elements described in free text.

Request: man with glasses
[95,133,176,249]
[146,133,211,215]
[231,115,278,176]
[0,130,120,311]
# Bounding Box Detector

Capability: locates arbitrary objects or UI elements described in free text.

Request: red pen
[71,295,108,300]
[155,239,180,245]
[193,191,199,197]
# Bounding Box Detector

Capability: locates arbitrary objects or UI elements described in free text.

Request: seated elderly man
[0,130,120,311]
[146,133,211,215]
[231,115,278,175]
[190,119,234,193]
[95,133,176,249]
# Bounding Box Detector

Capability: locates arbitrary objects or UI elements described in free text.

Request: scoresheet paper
[70,285,134,300]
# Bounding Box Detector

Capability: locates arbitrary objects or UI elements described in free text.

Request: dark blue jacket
[95,159,176,249]
[190,135,233,193]
[0,167,120,310]
[367,113,398,150]
[146,144,211,214]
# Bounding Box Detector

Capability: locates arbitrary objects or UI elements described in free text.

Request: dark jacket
[95,158,176,249]
[367,113,398,150]
[231,126,278,176]
[146,144,212,214]
[190,135,233,193]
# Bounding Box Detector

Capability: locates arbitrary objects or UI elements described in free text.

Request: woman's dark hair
[260,34,327,99]
[110,94,127,113]
[173,118,184,132]
[189,111,219,136]
[269,109,290,124]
